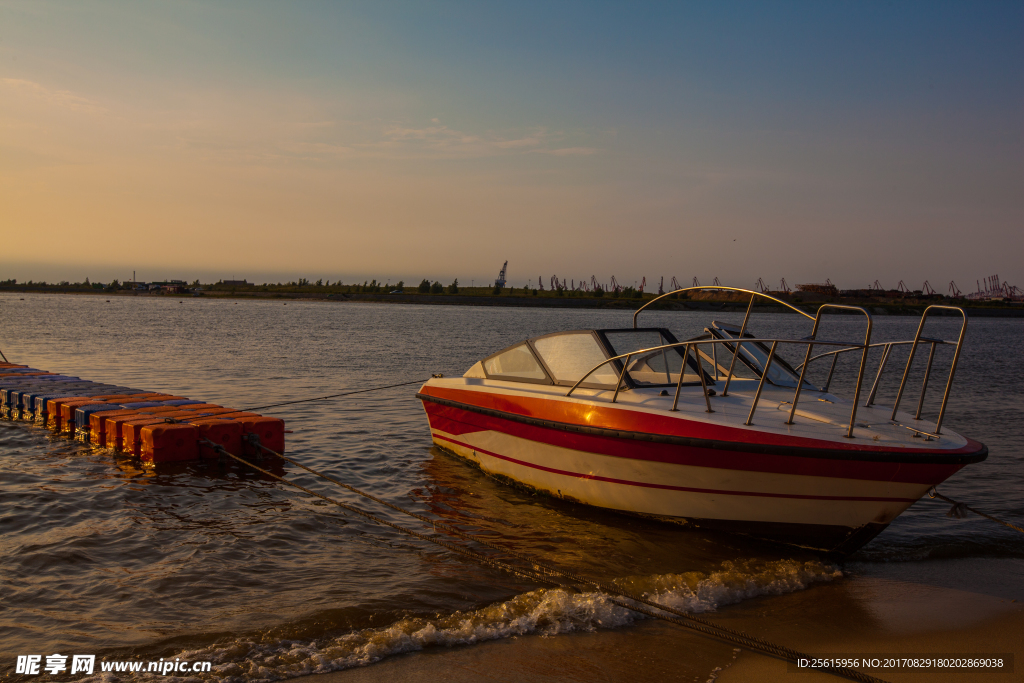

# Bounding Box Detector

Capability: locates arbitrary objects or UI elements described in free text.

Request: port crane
[949,281,962,298]
[755,278,769,293]
[779,278,791,294]
[495,261,507,288]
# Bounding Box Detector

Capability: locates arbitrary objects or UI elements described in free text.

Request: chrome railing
[633,286,813,400]
[632,286,815,327]
[797,338,952,407]
[793,311,967,437]
[890,306,968,436]
[578,287,969,439]
[565,336,869,428]
[787,304,871,438]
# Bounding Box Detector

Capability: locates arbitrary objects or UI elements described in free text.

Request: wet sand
[289,557,1023,683]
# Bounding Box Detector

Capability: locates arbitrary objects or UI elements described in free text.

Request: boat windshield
[531,332,621,387]
[482,343,548,382]
[708,322,811,388]
[600,329,710,387]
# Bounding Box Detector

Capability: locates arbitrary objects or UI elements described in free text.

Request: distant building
[219,279,248,286]
[148,279,188,293]
[795,283,839,297]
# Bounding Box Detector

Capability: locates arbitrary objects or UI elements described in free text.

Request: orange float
[140,423,199,463]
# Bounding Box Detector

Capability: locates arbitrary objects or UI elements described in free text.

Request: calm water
[1,293,1021,681]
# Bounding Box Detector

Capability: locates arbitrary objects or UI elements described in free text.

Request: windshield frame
[707,322,814,388]
[595,327,715,388]
[525,329,623,390]
[479,342,553,385]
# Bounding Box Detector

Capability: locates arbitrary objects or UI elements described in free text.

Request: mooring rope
[197,434,889,683]
[929,487,1024,534]
[242,378,433,412]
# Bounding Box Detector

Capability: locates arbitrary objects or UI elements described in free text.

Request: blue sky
[1,1,1021,290]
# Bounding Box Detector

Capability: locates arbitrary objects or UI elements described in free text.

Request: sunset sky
[2,1,1021,291]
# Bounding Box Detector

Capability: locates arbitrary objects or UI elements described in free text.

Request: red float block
[141,423,199,463]
[91,409,144,446]
[123,418,174,457]
[105,412,159,451]
[191,418,243,459]
[233,416,285,454]
[122,410,211,455]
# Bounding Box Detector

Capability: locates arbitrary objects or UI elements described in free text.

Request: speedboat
[417,287,987,555]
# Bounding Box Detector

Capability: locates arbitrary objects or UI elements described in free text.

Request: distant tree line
[0,276,654,300]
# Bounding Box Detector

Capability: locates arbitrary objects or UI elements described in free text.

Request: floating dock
[0,362,284,463]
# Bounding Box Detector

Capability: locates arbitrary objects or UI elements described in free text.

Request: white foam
[89,559,840,682]
[617,558,843,614]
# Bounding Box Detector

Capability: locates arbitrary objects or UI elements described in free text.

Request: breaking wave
[83,559,840,683]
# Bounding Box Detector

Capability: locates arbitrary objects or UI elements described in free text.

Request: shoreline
[2,288,1022,317]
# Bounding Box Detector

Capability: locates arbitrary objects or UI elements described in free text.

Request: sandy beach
[288,557,1023,683]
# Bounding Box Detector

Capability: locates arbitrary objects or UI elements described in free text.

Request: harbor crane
[922,281,937,296]
[639,277,646,293]
[670,277,682,290]
[755,278,769,293]
[949,281,962,298]
[658,276,664,295]
[779,278,791,294]
[495,261,507,288]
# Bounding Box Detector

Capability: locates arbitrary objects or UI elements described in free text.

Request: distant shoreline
[3,286,1023,317]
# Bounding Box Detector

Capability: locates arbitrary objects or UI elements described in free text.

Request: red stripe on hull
[432,433,917,503]
[420,385,984,458]
[423,400,963,485]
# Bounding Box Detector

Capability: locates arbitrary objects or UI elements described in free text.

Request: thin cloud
[374,121,585,158]
[1,78,107,114]
[536,147,599,156]
[494,136,543,149]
